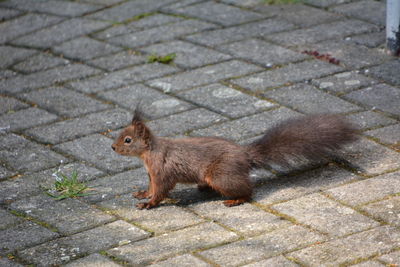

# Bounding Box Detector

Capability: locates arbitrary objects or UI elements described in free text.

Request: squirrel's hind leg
[204,160,252,207]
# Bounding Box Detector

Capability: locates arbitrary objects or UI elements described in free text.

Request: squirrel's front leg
[133,173,153,199]
[136,175,175,209]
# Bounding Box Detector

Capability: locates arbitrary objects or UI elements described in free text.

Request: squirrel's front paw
[136,202,154,210]
[133,190,151,199]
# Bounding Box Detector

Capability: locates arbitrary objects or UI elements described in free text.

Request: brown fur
[112,111,358,209]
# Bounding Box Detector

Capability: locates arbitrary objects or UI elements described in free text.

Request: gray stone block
[0,96,28,115]
[99,193,203,233]
[67,63,178,94]
[10,194,115,235]
[345,84,400,118]
[230,60,343,93]
[365,124,400,146]
[107,222,238,266]
[0,64,102,94]
[272,193,379,237]
[266,19,378,46]
[262,83,360,114]
[326,171,400,206]
[25,109,131,145]
[148,60,263,93]
[54,134,142,173]
[0,208,23,230]
[0,134,67,173]
[94,14,183,40]
[288,226,400,266]
[345,31,385,48]
[0,0,102,17]
[178,83,275,119]
[19,86,110,118]
[311,71,377,94]
[0,13,63,44]
[257,4,342,27]
[82,168,149,203]
[242,255,300,267]
[13,53,70,74]
[0,7,22,21]
[0,221,58,256]
[351,261,386,267]
[88,0,177,22]
[0,165,16,180]
[53,37,122,61]
[98,84,193,119]
[0,45,37,69]
[107,19,217,49]
[11,18,110,49]
[185,18,295,47]
[141,40,231,69]
[302,0,351,7]
[254,166,359,206]
[149,254,211,267]
[218,39,308,67]
[0,163,104,204]
[0,257,24,267]
[0,70,16,80]
[342,138,400,175]
[198,225,325,267]
[190,201,291,237]
[345,111,398,131]
[172,1,265,26]
[88,50,146,71]
[301,41,391,69]
[379,250,400,266]
[191,107,299,141]
[331,0,386,26]
[18,220,150,266]
[361,196,400,227]
[64,253,121,267]
[368,60,400,86]
[0,107,58,133]
[147,108,227,137]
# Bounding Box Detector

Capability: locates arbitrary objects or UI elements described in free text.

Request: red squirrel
[112,108,358,209]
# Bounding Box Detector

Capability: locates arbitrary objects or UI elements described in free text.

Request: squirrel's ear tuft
[131,106,144,125]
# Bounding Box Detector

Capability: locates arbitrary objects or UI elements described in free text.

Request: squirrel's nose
[111,144,116,151]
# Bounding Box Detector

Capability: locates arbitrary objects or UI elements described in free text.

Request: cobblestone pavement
[1,0,399,266]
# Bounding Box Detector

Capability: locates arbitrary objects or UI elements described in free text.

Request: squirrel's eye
[124,137,132,144]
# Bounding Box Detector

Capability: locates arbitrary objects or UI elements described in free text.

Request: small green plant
[147,53,176,64]
[45,170,90,200]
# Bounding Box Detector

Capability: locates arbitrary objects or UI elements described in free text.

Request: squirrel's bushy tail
[247,114,358,168]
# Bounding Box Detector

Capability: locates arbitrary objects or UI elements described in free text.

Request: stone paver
[107,222,238,265]
[272,193,379,237]
[311,71,377,94]
[18,220,150,266]
[148,60,263,93]
[98,84,194,119]
[10,194,115,235]
[326,171,400,206]
[25,108,130,144]
[68,63,178,94]
[198,225,325,267]
[1,1,400,266]
[230,60,343,93]
[99,193,203,233]
[288,226,400,267]
[178,83,275,119]
[19,86,110,118]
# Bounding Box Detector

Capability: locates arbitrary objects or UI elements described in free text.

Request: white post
[386,0,400,56]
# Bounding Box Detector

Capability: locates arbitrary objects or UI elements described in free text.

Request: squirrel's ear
[131,107,144,125]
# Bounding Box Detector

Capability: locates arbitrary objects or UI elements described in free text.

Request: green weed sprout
[45,169,90,200]
[147,53,176,64]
